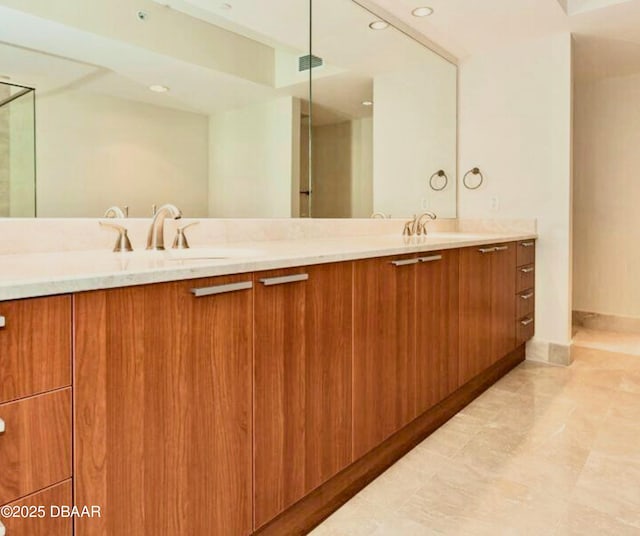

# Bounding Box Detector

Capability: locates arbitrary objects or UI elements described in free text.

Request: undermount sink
[164,247,264,261]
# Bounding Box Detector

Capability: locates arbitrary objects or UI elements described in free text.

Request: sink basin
[164,247,264,261]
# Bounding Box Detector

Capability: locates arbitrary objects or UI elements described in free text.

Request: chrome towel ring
[463,167,484,190]
[429,170,448,191]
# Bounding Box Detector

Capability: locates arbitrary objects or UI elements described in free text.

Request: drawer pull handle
[191,281,253,297]
[418,255,443,263]
[520,292,534,300]
[521,241,535,247]
[478,247,496,254]
[260,274,309,286]
[390,259,420,267]
[0,519,5,536]
[494,245,509,251]
[0,315,4,329]
[0,418,5,434]
[520,267,534,274]
[520,318,534,326]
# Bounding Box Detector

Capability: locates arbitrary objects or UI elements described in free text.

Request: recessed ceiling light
[412,6,434,17]
[369,20,389,30]
[362,100,373,107]
[149,84,170,93]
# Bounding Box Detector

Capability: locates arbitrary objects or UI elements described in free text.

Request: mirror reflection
[310,0,457,219]
[0,0,457,219]
[0,81,35,217]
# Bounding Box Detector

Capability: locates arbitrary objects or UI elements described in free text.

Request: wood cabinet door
[459,247,494,384]
[74,276,253,536]
[353,256,416,460]
[415,250,460,413]
[0,389,72,505]
[0,295,71,404]
[491,244,517,362]
[0,480,72,536]
[253,263,353,528]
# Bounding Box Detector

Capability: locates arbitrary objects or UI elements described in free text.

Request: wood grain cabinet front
[0,480,72,536]
[253,263,353,529]
[353,255,417,460]
[415,250,460,413]
[459,243,517,384]
[0,389,72,505]
[73,276,253,536]
[0,295,71,404]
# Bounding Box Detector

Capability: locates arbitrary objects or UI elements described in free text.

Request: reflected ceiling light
[149,84,170,93]
[220,2,232,9]
[362,100,373,107]
[369,20,389,30]
[412,6,434,17]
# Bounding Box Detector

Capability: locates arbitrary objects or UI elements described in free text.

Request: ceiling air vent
[298,54,324,72]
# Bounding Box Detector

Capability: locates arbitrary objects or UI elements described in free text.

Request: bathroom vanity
[0,232,536,536]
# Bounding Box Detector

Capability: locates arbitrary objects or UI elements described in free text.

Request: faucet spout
[146,203,182,250]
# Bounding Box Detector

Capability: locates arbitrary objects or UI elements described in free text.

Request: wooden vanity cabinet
[0,295,71,404]
[253,263,353,528]
[459,243,517,384]
[73,276,253,536]
[415,249,460,413]
[352,255,417,460]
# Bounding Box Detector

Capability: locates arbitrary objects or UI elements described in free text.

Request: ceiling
[371,0,640,79]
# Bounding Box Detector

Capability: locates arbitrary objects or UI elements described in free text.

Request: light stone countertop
[0,231,537,301]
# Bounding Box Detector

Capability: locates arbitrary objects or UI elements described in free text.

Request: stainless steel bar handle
[494,245,509,251]
[390,259,420,267]
[520,267,534,274]
[0,417,5,434]
[520,292,534,300]
[521,241,535,247]
[0,519,5,536]
[478,247,496,254]
[191,281,253,297]
[260,274,309,286]
[520,318,534,326]
[0,315,4,328]
[417,255,443,263]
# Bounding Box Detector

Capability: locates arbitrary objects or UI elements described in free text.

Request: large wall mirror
[0,0,457,219]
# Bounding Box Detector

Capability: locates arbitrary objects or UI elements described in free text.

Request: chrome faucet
[403,212,437,236]
[146,204,182,250]
[104,205,128,218]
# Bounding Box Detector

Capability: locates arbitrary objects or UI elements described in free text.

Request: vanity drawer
[0,296,72,404]
[516,264,535,293]
[0,389,72,505]
[517,316,535,345]
[0,480,72,536]
[517,240,536,267]
[517,289,535,319]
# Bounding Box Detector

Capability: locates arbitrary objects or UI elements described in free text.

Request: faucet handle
[100,221,134,252]
[172,221,199,250]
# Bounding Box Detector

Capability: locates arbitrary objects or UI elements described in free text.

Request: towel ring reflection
[463,167,484,190]
[429,170,448,191]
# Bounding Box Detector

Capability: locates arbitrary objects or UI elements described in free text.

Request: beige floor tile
[313,331,640,535]
[553,502,640,536]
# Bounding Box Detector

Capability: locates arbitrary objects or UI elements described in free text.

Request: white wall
[36,90,209,217]
[458,33,574,349]
[208,96,299,218]
[573,73,640,319]
[373,57,457,219]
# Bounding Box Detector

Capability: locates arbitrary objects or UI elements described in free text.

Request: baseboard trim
[253,345,526,536]
[573,310,640,335]
[526,338,572,366]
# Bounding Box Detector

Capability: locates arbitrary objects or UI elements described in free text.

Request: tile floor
[311,330,640,535]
